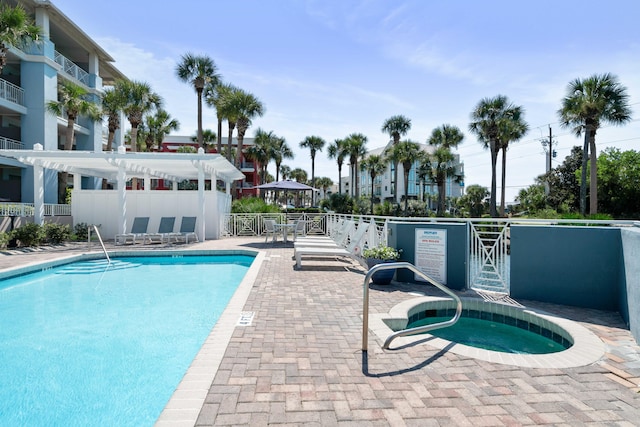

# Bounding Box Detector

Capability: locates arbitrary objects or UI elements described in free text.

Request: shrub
[12,223,45,247]
[74,222,90,241]
[44,223,71,244]
[232,197,281,213]
[0,231,11,250]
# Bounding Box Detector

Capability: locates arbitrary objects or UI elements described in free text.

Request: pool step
[55,259,140,274]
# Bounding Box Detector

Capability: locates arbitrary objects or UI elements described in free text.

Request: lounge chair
[115,217,150,245]
[143,217,175,244]
[294,222,369,269]
[170,217,198,244]
[295,220,353,246]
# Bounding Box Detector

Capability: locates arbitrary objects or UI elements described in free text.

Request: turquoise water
[408,316,568,354]
[0,255,253,427]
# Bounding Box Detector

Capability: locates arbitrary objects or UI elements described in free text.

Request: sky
[53,0,640,202]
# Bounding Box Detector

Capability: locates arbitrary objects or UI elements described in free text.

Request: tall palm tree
[46,80,101,202]
[327,138,347,194]
[101,82,128,152]
[316,176,334,201]
[360,154,387,214]
[231,89,265,172]
[175,53,221,148]
[144,108,180,151]
[427,125,465,216]
[387,140,422,212]
[299,135,326,206]
[0,4,40,73]
[558,73,632,215]
[344,133,368,198]
[205,81,230,154]
[214,83,241,163]
[273,137,293,181]
[382,115,412,203]
[247,128,276,185]
[497,106,528,216]
[120,80,163,154]
[469,95,519,217]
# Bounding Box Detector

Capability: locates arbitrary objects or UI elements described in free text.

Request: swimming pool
[0,252,257,426]
[370,296,606,368]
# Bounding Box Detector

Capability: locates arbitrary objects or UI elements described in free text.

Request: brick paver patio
[2,238,639,426]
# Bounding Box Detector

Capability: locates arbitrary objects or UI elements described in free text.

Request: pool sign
[414,228,447,284]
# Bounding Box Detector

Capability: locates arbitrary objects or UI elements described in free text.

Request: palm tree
[427,125,465,216]
[382,115,412,203]
[191,129,217,151]
[498,106,528,216]
[327,138,347,194]
[175,53,221,148]
[46,80,101,202]
[120,80,163,154]
[344,133,368,198]
[273,137,293,181]
[299,135,326,206]
[247,128,276,185]
[214,83,241,163]
[387,140,422,212]
[360,154,387,214]
[469,95,521,217]
[204,81,227,154]
[101,82,128,152]
[0,4,40,73]
[558,73,632,215]
[144,109,180,151]
[316,176,334,201]
[279,165,291,180]
[231,89,265,172]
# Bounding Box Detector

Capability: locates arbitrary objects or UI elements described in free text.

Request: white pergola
[0,145,245,240]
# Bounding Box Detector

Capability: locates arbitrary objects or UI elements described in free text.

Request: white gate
[469,221,510,293]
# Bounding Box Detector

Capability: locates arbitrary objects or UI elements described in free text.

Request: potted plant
[363,244,401,285]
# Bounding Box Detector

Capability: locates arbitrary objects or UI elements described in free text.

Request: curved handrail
[362,261,462,351]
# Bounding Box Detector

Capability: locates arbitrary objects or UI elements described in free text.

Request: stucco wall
[510,225,621,310]
[387,222,467,290]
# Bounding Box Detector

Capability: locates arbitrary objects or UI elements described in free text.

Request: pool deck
[2,237,640,426]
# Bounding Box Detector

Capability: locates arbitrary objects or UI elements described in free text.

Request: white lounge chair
[294,223,369,269]
[295,220,353,246]
[115,217,149,245]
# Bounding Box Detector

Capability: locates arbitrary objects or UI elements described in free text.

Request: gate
[469,221,510,294]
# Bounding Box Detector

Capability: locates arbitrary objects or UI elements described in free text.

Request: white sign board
[414,228,447,284]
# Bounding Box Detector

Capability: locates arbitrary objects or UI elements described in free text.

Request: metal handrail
[362,261,462,351]
[88,225,111,265]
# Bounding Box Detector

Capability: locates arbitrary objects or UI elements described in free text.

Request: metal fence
[0,203,71,217]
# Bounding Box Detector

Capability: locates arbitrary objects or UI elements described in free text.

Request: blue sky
[54,0,640,201]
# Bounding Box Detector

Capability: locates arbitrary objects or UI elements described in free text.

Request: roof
[0,148,245,183]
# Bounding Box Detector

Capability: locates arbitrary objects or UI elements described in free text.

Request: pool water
[407,316,569,354]
[0,255,253,426]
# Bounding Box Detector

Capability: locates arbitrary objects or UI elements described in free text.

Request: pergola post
[117,146,127,235]
[197,149,206,241]
[32,144,44,225]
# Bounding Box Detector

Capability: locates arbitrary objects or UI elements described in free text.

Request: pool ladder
[362,262,462,351]
[88,225,111,265]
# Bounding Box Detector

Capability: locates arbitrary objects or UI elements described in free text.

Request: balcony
[240,161,255,172]
[0,136,24,150]
[54,51,90,86]
[0,79,24,106]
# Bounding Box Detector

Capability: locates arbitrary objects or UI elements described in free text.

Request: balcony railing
[0,79,24,105]
[0,136,24,150]
[0,203,71,217]
[54,51,90,85]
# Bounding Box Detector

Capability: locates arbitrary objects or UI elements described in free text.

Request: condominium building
[0,0,126,203]
[345,142,464,210]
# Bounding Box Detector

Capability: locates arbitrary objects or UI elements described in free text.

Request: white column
[32,144,44,225]
[197,161,206,241]
[144,173,150,192]
[212,173,219,239]
[117,146,127,235]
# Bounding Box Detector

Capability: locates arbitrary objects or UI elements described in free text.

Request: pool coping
[369,296,606,369]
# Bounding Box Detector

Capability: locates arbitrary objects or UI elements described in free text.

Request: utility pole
[540,125,557,195]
